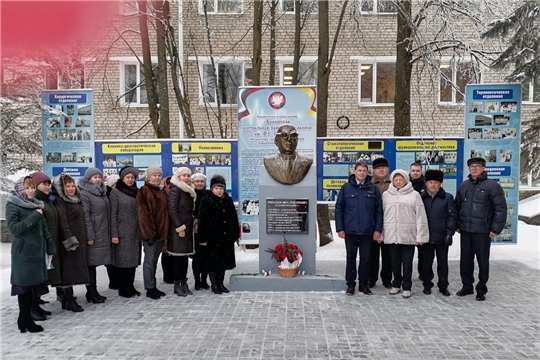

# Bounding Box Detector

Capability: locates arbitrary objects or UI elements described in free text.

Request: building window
[281,61,318,85]
[360,0,397,13]
[439,62,481,103]
[359,61,396,105]
[523,81,540,103]
[202,62,243,106]
[199,0,242,14]
[281,0,319,13]
[122,63,157,106]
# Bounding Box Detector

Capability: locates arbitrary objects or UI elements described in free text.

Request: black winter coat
[167,176,196,256]
[421,188,458,244]
[35,189,62,286]
[455,172,507,235]
[197,192,240,271]
[411,176,426,195]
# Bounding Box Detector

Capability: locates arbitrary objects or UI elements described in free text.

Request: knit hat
[390,169,410,184]
[30,172,51,187]
[425,169,444,183]
[191,173,207,182]
[119,166,138,180]
[372,157,389,169]
[175,167,192,177]
[210,174,226,189]
[146,165,162,178]
[84,167,103,180]
[107,174,120,187]
[467,157,486,167]
[14,176,34,199]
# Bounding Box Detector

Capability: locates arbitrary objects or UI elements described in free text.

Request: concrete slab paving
[0,260,539,359]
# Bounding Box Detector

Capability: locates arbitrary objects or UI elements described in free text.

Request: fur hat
[84,167,103,180]
[30,172,51,187]
[107,174,120,187]
[467,157,486,167]
[14,176,34,199]
[174,167,192,177]
[146,165,162,178]
[210,174,226,189]
[191,173,207,182]
[372,157,389,169]
[119,166,138,180]
[425,169,444,183]
[390,169,410,184]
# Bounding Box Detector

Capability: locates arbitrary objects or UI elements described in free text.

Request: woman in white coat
[382,169,429,298]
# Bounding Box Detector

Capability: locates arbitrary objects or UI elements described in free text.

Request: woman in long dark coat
[197,175,240,294]
[191,172,209,290]
[78,167,111,304]
[30,172,61,319]
[110,166,142,298]
[52,174,90,312]
[168,167,196,297]
[6,176,56,333]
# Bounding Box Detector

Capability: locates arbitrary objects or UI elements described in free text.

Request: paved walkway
[1,260,539,360]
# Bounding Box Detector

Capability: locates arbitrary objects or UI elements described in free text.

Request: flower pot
[278,267,297,278]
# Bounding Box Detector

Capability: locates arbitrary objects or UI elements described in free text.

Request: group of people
[6,165,240,333]
[335,157,507,300]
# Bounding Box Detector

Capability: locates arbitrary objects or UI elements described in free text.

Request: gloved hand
[444,234,453,246]
[62,236,79,251]
[147,238,156,246]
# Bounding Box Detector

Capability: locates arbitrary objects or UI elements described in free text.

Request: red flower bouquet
[266,239,303,270]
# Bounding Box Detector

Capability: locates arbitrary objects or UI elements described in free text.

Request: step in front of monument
[229,273,346,292]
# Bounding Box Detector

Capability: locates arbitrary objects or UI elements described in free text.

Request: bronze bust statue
[263,124,313,185]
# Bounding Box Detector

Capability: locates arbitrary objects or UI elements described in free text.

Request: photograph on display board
[499,178,515,189]
[189,154,206,165]
[67,129,77,140]
[341,152,358,162]
[77,104,92,115]
[499,149,512,162]
[138,169,147,180]
[46,152,61,163]
[46,130,57,140]
[504,217,512,229]
[500,101,518,112]
[467,128,483,139]
[207,155,222,165]
[77,129,91,140]
[370,152,384,161]
[61,152,76,163]
[440,166,457,176]
[502,128,517,138]
[193,167,204,174]
[102,156,117,168]
[356,152,371,162]
[177,143,192,152]
[323,152,342,163]
[66,105,75,116]
[77,152,93,163]
[242,200,259,216]
[172,154,188,165]
[46,117,61,128]
[470,149,483,158]
[494,115,510,126]
[242,223,251,234]
[116,155,133,166]
[221,155,232,165]
[483,128,502,139]
[508,205,515,215]
[323,189,332,201]
[64,117,72,127]
[104,169,118,178]
[445,152,457,163]
[468,102,483,112]
[484,102,500,113]
[474,114,492,126]
[484,150,497,163]
[76,117,91,127]
[497,230,513,242]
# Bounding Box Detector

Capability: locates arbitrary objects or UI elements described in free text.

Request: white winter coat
[382,182,429,245]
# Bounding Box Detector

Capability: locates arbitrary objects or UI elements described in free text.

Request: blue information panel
[317,137,464,201]
[94,140,238,201]
[464,84,521,244]
[41,89,95,179]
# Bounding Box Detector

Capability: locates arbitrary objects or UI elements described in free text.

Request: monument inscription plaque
[266,198,309,234]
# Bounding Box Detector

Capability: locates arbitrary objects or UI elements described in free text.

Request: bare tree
[268,0,279,85]
[252,0,264,85]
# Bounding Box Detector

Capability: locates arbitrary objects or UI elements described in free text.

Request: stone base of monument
[229,273,346,292]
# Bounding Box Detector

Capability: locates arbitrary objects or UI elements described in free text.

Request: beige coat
[382,182,429,245]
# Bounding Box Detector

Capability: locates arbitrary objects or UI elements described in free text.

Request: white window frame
[277,56,318,86]
[438,57,482,105]
[111,56,158,108]
[198,0,242,15]
[280,0,319,14]
[189,56,248,107]
[522,81,540,103]
[359,0,398,14]
[351,56,396,107]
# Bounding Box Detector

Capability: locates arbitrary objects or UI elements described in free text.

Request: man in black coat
[421,170,457,296]
[455,157,507,301]
[410,161,426,280]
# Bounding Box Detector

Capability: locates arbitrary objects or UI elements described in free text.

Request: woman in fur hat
[382,170,429,299]
[6,176,56,333]
[168,167,196,296]
[78,167,111,304]
[197,175,240,294]
[110,166,142,298]
[52,174,90,312]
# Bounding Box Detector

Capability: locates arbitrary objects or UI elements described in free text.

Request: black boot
[17,292,44,333]
[118,268,135,298]
[209,272,222,294]
[56,287,64,303]
[86,267,105,304]
[32,297,51,317]
[181,279,193,295]
[218,271,230,293]
[200,271,210,290]
[174,280,186,297]
[88,266,107,301]
[106,264,119,290]
[62,287,84,312]
[161,253,174,284]
[128,268,141,296]
[193,258,202,290]
[146,288,161,300]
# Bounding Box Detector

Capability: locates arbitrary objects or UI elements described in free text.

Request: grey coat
[110,187,142,268]
[78,178,112,266]
[167,176,196,256]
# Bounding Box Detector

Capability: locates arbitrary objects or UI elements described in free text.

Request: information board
[266,199,309,234]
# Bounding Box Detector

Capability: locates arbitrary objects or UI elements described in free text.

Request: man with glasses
[263,124,313,185]
[455,157,507,301]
